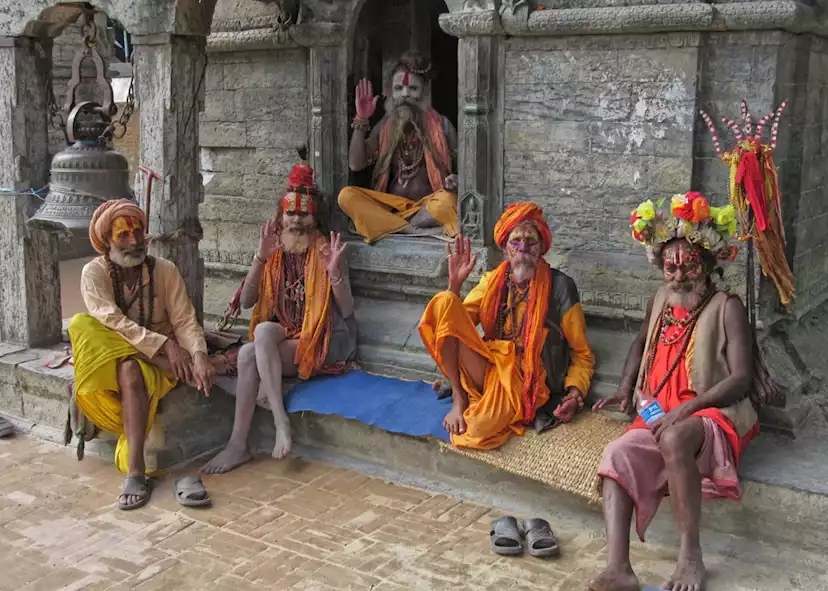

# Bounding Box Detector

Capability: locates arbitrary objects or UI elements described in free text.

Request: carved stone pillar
[440,10,503,248]
[132,34,207,321]
[299,25,347,232]
[0,36,62,347]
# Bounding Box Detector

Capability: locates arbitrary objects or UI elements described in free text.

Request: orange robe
[419,262,594,450]
[249,235,343,380]
[338,110,457,244]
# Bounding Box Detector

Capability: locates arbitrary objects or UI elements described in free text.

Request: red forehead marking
[402,72,409,86]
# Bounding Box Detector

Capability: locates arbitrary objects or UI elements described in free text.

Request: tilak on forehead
[281,147,318,215]
[111,216,144,241]
[402,71,409,86]
[664,241,702,267]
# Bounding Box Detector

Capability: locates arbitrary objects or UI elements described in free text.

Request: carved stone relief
[460,190,484,241]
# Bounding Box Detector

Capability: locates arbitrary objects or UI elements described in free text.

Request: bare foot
[272,424,292,460]
[201,443,252,474]
[587,564,639,591]
[443,395,468,436]
[663,549,706,591]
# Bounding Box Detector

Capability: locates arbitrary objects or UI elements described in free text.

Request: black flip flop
[490,516,523,556]
[174,475,212,507]
[0,417,14,438]
[118,476,152,511]
[521,518,560,558]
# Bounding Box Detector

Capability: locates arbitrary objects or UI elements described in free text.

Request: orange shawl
[374,109,452,194]
[248,235,337,380]
[479,259,552,423]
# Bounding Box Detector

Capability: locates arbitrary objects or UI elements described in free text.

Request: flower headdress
[630,191,739,266]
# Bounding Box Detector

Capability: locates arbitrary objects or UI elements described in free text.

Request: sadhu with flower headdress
[203,148,357,476]
[588,191,779,591]
[69,198,235,511]
[418,202,595,450]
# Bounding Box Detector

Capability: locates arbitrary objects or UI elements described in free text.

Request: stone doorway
[348,0,457,188]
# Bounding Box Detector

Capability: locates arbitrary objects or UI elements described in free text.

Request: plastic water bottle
[636,391,666,425]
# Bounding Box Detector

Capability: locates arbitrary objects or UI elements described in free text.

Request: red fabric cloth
[628,306,757,461]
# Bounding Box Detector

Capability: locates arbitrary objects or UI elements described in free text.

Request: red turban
[89,199,146,254]
[493,202,552,255]
[281,161,318,214]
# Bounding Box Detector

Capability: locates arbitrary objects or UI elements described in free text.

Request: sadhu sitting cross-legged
[589,192,778,591]
[418,202,595,449]
[202,153,357,474]
[69,199,232,510]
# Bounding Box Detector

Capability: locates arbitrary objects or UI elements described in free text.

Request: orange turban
[89,199,146,254]
[493,202,552,255]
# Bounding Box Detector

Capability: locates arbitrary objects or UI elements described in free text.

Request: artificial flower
[632,218,649,233]
[710,205,737,236]
[671,193,694,221]
[637,200,656,221]
[691,196,711,223]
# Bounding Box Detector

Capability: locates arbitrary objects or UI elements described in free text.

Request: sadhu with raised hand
[202,150,357,475]
[418,202,595,449]
[69,199,230,510]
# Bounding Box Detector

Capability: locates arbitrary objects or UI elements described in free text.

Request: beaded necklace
[494,278,528,354]
[106,254,156,329]
[641,289,715,399]
[394,133,424,189]
[279,251,307,330]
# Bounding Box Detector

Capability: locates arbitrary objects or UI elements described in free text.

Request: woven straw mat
[442,412,628,504]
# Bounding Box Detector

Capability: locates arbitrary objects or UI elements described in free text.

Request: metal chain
[46,73,68,143]
[108,62,136,140]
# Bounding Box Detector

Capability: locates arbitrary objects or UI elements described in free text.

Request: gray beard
[109,246,146,268]
[511,263,536,286]
[281,229,314,254]
[665,280,708,309]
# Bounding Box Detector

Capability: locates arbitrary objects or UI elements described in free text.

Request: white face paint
[391,71,425,103]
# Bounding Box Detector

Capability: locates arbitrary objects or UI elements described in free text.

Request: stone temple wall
[199,48,309,267]
[502,33,700,320]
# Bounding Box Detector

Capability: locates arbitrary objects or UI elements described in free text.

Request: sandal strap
[121,476,149,497]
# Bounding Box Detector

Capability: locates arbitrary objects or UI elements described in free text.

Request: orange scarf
[479,260,552,423]
[374,109,452,194]
[248,235,338,380]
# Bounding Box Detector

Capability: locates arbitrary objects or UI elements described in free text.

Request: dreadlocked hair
[105,254,157,329]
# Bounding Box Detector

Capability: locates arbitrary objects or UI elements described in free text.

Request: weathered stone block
[238,87,308,121]
[616,48,697,83]
[505,82,633,122]
[199,121,248,148]
[245,120,307,149]
[202,89,240,122]
[220,50,307,90]
[646,155,692,192]
[504,120,590,154]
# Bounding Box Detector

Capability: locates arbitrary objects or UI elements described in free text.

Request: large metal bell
[28,101,134,257]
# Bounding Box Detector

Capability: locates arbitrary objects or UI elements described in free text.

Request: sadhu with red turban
[418,202,595,450]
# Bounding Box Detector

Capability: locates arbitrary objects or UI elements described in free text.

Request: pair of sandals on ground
[490,516,560,558]
[120,474,213,511]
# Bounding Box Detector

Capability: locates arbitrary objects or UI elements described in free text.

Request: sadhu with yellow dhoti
[69,199,228,510]
[419,203,595,449]
[338,50,459,243]
[202,150,357,475]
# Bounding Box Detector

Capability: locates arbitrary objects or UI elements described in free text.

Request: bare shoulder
[724,293,749,325]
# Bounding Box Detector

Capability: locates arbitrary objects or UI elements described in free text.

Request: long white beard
[281,229,314,254]
[665,280,707,309]
[109,246,146,268]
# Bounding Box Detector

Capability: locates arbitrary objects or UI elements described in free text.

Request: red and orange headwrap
[493,202,552,255]
[281,148,318,215]
[89,198,146,254]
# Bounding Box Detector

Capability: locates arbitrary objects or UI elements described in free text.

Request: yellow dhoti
[419,292,547,450]
[68,314,177,474]
[337,187,458,244]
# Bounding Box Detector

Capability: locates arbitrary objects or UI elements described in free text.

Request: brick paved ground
[1,435,826,591]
